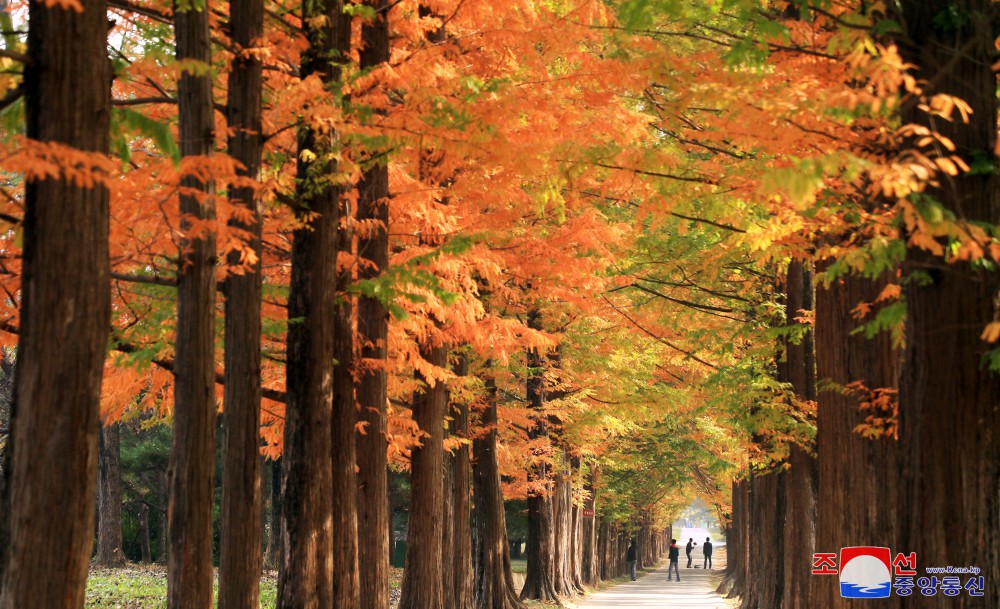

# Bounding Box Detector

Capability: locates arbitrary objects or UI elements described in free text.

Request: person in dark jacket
[685,538,697,568]
[627,540,637,581]
[668,539,680,581]
[703,537,713,570]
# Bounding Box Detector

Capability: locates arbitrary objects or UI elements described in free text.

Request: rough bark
[278,1,350,607]
[896,4,1000,608]
[0,3,110,607]
[551,463,574,596]
[96,422,126,566]
[451,354,473,609]
[740,470,785,609]
[355,3,392,608]
[442,411,455,609]
[398,343,448,609]
[814,266,899,609]
[167,2,218,607]
[219,0,264,606]
[779,261,816,609]
[520,311,558,602]
[332,116,360,609]
[472,375,526,609]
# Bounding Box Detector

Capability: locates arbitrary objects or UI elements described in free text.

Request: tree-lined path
[580,546,729,609]
[0,1,997,609]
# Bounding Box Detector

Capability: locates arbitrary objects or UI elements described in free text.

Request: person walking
[668,539,681,581]
[685,538,696,568]
[627,539,637,581]
[703,537,713,570]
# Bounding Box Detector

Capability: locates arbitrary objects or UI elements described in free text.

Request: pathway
[577,546,730,609]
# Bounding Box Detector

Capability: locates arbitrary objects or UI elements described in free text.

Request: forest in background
[0,0,997,608]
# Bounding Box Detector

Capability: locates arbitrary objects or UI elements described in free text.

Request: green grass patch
[510,558,527,574]
[86,564,278,609]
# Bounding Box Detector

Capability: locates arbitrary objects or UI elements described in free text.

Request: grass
[510,558,527,574]
[86,564,278,609]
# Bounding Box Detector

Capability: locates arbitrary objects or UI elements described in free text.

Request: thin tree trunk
[219,0,264,606]
[167,1,218,607]
[279,1,349,606]
[896,4,999,607]
[96,422,126,566]
[264,457,281,570]
[442,420,455,609]
[451,354,473,609]
[139,503,153,563]
[580,464,598,585]
[472,374,526,609]
[355,2,392,607]
[398,344,448,609]
[0,2,110,607]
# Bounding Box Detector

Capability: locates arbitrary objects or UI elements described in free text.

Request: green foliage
[113,108,181,165]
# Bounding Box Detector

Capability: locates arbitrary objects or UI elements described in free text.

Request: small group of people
[625,535,715,583]
[667,537,713,581]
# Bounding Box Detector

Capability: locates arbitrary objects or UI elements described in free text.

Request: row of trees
[1,0,997,608]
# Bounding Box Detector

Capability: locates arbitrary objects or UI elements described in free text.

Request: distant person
[627,539,637,581]
[703,537,713,570]
[685,537,697,568]
[668,539,681,581]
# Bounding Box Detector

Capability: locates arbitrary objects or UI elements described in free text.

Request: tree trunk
[779,261,816,609]
[279,1,349,607]
[0,3,110,607]
[96,422,126,566]
[451,354,473,609]
[896,4,1000,608]
[219,0,264,606]
[355,3,392,608]
[741,471,785,609]
[332,108,360,609]
[814,266,899,609]
[265,457,282,570]
[472,374,526,609]
[551,462,574,596]
[580,465,598,585]
[138,503,152,563]
[168,2,218,607]
[520,312,558,602]
[398,344,448,609]
[442,427,455,609]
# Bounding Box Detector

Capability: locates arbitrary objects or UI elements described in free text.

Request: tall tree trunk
[472,374,525,609]
[219,0,264,606]
[551,462,573,596]
[264,457,281,570]
[451,354,473,609]
[96,422,126,566]
[0,2,110,607]
[355,3,392,608]
[741,472,785,608]
[896,4,1000,608]
[779,261,816,609]
[520,311,558,602]
[398,344,448,609]
[333,189,360,606]
[139,503,153,563]
[168,2,218,607]
[580,464,598,585]
[814,266,899,609]
[279,1,349,607]
[442,422,455,609]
